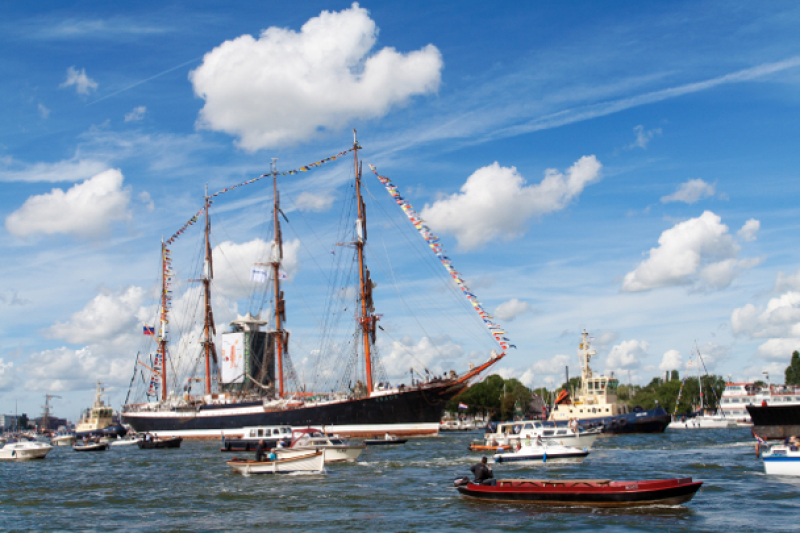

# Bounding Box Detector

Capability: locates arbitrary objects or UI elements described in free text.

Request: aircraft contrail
[86,56,202,106]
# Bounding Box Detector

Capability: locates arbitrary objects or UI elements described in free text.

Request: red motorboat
[454,477,702,507]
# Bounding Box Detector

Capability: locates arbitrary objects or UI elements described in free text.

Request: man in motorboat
[255,439,266,462]
[470,457,495,485]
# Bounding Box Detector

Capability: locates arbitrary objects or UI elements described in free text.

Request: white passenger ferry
[720,381,800,424]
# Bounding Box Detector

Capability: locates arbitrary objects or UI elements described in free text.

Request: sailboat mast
[203,188,213,395]
[160,239,168,401]
[353,130,373,395]
[271,159,285,398]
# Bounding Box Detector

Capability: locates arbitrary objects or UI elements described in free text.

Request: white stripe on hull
[144,422,440,439]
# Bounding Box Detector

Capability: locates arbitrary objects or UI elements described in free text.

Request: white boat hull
[110,438,142,447]
[51,436,76,446]
[293,445,364,463]
[493,443,590,464]
[667,417,735,429]
[763,446,800,476]
[0,442,53,460]
[227,451,325,474]
[764,457,800,476]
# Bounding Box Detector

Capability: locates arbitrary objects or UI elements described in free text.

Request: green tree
[786,350,800,385]
[670,370,679,381]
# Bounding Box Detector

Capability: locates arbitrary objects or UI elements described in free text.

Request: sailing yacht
[122,134,509,438]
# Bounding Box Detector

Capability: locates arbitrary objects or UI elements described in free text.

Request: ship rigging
[123,133,510,437]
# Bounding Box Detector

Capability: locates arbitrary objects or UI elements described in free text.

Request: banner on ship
[221,332,245,384]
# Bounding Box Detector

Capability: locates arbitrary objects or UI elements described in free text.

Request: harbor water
[1,428,797,531]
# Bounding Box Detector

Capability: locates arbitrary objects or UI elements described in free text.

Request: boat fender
[755,442,760,458]
[542,452,546,463]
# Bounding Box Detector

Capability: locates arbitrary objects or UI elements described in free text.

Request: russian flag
[458,402,468,410]
[143,325,155,336]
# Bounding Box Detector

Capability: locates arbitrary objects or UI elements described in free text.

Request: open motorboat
[227,450,325,475]
[290,428,365,463]
[0,438,53,460]
[453,477,703,507]
[493,440,589,464]
[471,420,600,452]
[74,441,109,452]
[110,434,143,447]
[138,436,182,449]
[364,433,408,446]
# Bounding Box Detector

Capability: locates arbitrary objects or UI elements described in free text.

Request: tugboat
[75,383,127,439]
[548,331,670,434]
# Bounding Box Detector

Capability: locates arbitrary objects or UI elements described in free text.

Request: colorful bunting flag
[368,164,513,353]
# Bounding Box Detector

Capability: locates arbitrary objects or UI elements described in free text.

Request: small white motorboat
[110,435,142,447]
[74,441,109,452]
[226,450,325,475]
[290,429,365,463]
[472,420,600,451]
[493,440,590,464]
[0,439,53,460]
[667,414,735,429]
[762,444,800,476]
[51,431,76,447]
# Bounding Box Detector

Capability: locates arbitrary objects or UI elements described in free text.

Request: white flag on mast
[250,267,268,284]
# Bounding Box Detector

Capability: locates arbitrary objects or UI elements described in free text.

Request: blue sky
[2,1,800,421]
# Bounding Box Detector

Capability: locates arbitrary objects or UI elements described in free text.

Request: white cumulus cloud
[59,66,98,95]
[379,335,464,381]
[494,298,532,321]
[25,346,132,392]
[606,339,648,370]
[294,191,335,212]
[421,156,602,250]
[5,169,133,238]
[622,211,761,292]
[756,338,800,362]
[38,103,51,118]
[124,105,146,122]
[45,286,147,344]
[659,349,683,372]
[661,178,715,204]
[0,358,16,391]
[731,292,800,339]
[189,3,442,150]
[737,218,760,242]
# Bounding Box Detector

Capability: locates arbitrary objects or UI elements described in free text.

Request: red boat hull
[455,478,702,507]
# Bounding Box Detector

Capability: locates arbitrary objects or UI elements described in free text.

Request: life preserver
[618,419,627,426]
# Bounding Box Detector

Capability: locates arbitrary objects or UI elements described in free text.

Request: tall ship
[548,331,670,433]
[122,135,511,438]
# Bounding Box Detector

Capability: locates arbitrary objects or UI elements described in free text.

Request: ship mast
[202,187,216,395]
[353,130,374,395]
[160,239,169,401]
[271,159,286,398]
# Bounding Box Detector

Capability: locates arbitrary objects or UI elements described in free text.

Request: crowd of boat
[4,331,799,508]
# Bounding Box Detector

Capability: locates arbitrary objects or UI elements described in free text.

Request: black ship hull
[551,407,671,434]
[747,404,800,440]
[123,382,465,439]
